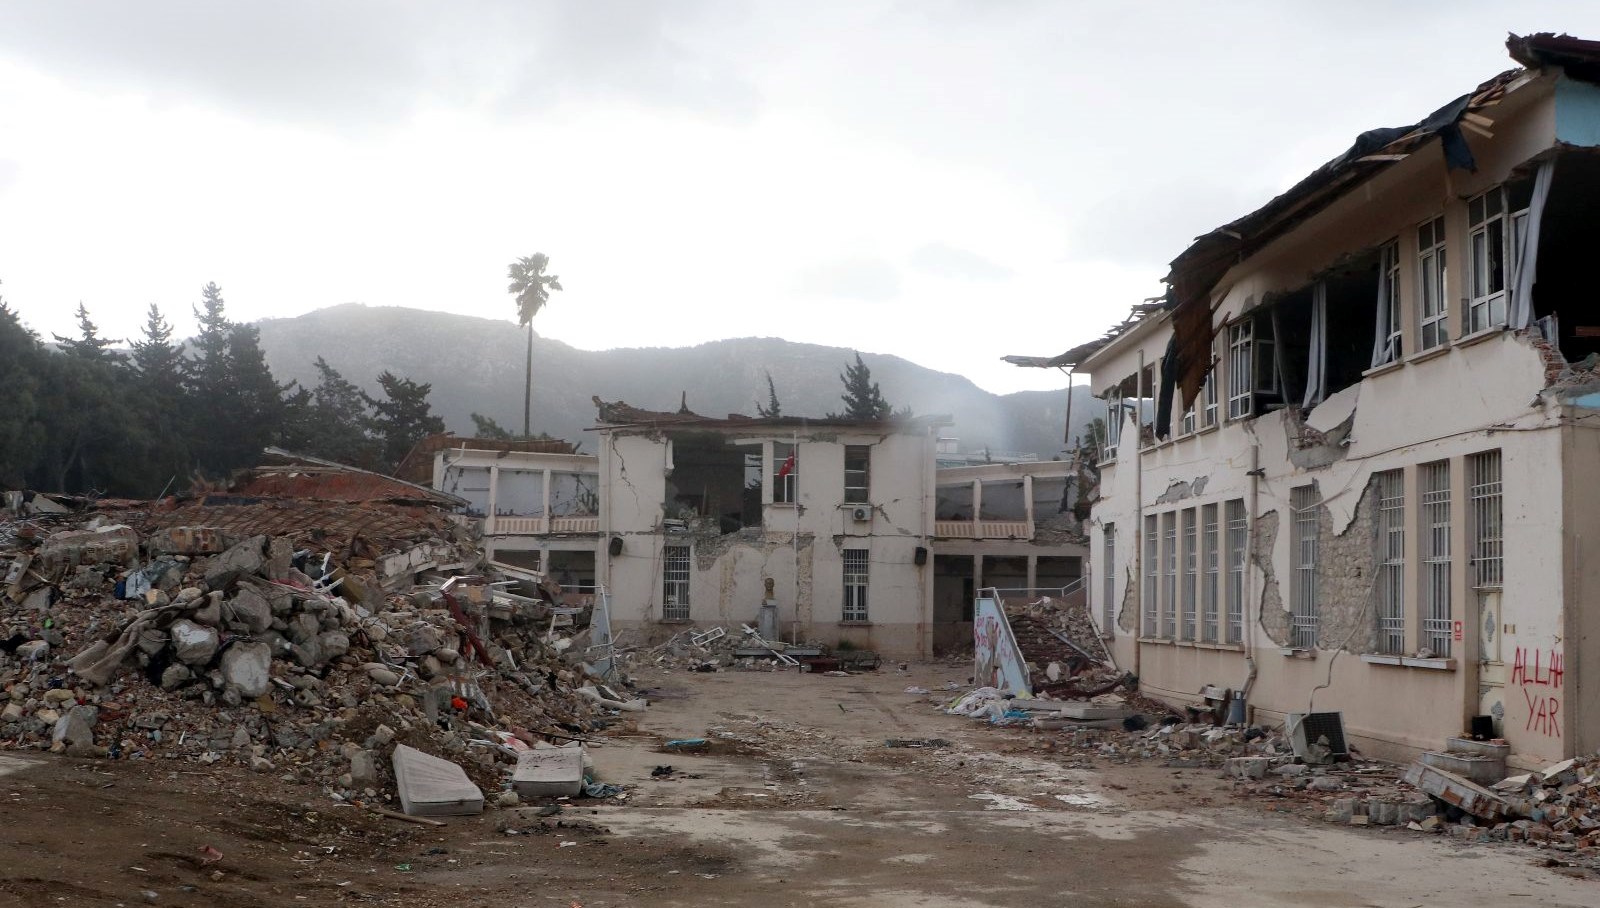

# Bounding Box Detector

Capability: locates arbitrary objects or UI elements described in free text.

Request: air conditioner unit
[1286,711,1349,763]
[850,506,871,522]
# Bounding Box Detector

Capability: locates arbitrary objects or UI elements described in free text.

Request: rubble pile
[2,503,628,809]
[1432,754,1600,849]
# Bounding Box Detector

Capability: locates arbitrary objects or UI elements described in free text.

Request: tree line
[0,281,444,497]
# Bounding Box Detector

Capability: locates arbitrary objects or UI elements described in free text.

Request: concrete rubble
[1,490,641,815]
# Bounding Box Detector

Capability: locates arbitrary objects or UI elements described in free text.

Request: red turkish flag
[776,451,796,478]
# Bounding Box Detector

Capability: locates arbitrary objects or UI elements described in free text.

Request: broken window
[1420,460,1452,658]
[1201,504,1219,643]
[1103,383,1123,460]
[1372,239,1403,367]
[935,482,973,521]
[1101,523,1116,637]
[1374,470,1406,655]
[844,445,870,504]
[1467,188,1512,333]
[1418,216,1449,350]
[773,442,798,504]
[1030,476,1071,517]
[978,480,1027,521]
[842,548,869,622]
[1226,310,1283,419]
[549,471,599,516]
[663,432,763,532]
[662,545,692,620]
[1290,485,1320,649]
[1522,151,1600,362]
[1226,321,1254,420]
[1468,450,1503,588]
[1225,499,1246,644]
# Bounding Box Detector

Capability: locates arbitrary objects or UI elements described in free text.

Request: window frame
[1143,514,1159,637]
[1201,504,1219,643]
[1418,216,1449,350]
[1467,189,1510,334]
[1102,385,1123,463]
[1420,460,1453,658]
[1224,499,1246,644]
[1180,508,1197,641]
[1468,450,1503,589]
[1374,470,1406,655]
[772,442,798,504]
[1226,321,1254,420]
[843,444,871,504]
[1290,485,1320,649]
[1160,511,1178,639]
[1378,238,1403,364]
[1101,523,1117,636]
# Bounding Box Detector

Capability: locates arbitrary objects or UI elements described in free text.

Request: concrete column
[971,480,983,536]
[542,468,553,530]
[487,464,500,536]
[973,553,984,595]
[1023,474,1035,535]
[1026,554,1038,593]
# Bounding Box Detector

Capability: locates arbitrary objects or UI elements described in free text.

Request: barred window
[1290,485,1320,649]
[1102,524,1116,636]
[1180,509,1198,641]
[1225,499,1246,644]
[1143,515,1159,636]
[842,549,869,622]
[1420,461,1452,657]
[1161,512,1178,639]
[1201,504,1220,643]
[663,545,692,621]
[1374,471,1406,654]
[1469,451,1503,588]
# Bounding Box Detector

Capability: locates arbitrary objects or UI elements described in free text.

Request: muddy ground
[2,663,1596,907]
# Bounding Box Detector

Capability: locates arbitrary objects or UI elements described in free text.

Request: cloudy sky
[2,2,1596,394]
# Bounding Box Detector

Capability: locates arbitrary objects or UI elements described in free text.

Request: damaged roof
[589,397,950,432]
[234,448,469,509]
[1003,301,1167,371]
[394,433,579,483]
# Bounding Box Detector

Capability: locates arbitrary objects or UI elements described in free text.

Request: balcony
[934,519,1034,540]
[489,515,600,536]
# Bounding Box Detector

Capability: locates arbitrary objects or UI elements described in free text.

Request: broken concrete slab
[392,744,484,816]
[169,619,220,666]
[38,526,139,573]
[1402,760,1507,822]
[219,641,272,697]
[147,526,230,556]
[512,746,585,799]
[204,535,268,590]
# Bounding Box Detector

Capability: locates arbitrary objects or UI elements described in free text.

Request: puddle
[968,793,1039,811]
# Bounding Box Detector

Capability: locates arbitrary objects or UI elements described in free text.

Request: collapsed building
[1013,33,1600,768]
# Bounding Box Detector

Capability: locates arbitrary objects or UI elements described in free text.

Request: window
[1102,524,1116,636]
[1143,515,1158,636]
[1161,512,1178,638]
[1201,504,1219,643]
[1180,509,1197,641]
[1418,216,1449,350]
[1290,485,1320,649]
[773,442,798,504]
[1468,451,1503,588]
[1467,189,1509,334]
[843,445,870,504]
[663,545,692,620]
[1420,461,1452,658]
[842,548,869,622]
[1103,385,1123,462]
[1376,238,1403,364]
[1225,499,1246,644]
[1201,372,1219,429]
[1227,321,1254,419]
[1374,470,1405,654]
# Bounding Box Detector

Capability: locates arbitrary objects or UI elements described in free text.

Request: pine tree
[471,413,514,439]
[366,371,446,471]
[298,357,379,467]
[0,289,46,487]
[756,371,782,418]
[831,352,891,420]
[131,304,185,388]
[128,303,191,493]
[52,302,118,361]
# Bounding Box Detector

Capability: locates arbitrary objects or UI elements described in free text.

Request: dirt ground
[3,663,1597,907]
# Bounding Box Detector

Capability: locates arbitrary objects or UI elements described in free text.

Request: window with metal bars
[1373,470,1406,654]
[1102,524,1116,636]
[1180,509,1198,641]
[662,545,692,620]
[1201,504,1219,643]
[1225,499,1246,644]
[1420,461,1452,657]
[1143,515,1158,636]
[842,549,869,622]
[1161,512,1178,638]
[1290,485,1320,649]
[1468,451,1503,589]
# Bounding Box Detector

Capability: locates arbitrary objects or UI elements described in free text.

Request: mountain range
[253,304,1103,459]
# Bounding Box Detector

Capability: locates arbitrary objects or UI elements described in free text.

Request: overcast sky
[2,2,1597,395]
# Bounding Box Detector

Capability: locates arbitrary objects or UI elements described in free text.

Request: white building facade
[1073,36,1600,767]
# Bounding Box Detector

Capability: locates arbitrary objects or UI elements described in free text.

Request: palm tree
[506,253,563,436]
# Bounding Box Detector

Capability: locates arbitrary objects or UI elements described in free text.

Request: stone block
[204,535,267,590]
[148,526,229,556]
[170,620,220,666]
[1226,757,1270,780]
[220,642,272,697]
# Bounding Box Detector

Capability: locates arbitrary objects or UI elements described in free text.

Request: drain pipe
[1236,441,1261,723]
[1131,350,1145,680]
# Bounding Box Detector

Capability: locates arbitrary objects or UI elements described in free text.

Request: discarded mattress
[512,745,585,799]
[392,744,484,817]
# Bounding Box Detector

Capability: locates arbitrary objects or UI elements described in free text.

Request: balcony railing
[489,515,600,535]
[934,519,1034,539]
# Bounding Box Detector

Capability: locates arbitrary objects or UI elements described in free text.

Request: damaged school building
[1015,34,1600,768]
[423,401,1088,660]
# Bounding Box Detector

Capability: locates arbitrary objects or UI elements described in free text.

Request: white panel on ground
[392,744,484,816]
[512,745,585,798]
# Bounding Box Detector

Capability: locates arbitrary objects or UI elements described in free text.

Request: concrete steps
[1419,736,1509,786]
